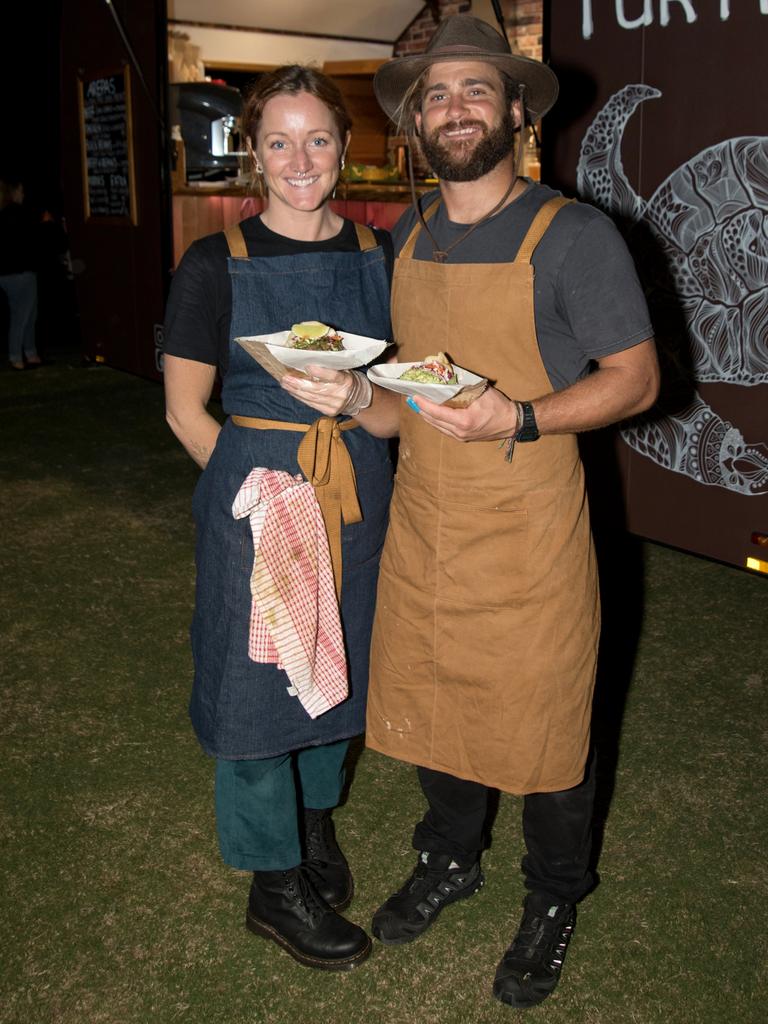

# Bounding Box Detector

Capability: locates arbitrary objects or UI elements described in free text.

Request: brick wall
[395,1,543,60]
[506,0,543,60]
[395,1,471,56]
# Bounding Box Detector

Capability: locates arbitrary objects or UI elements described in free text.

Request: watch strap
[515,400,540,442]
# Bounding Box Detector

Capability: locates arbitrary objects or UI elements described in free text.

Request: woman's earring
[251,162,265,198]
[340,156,345,171]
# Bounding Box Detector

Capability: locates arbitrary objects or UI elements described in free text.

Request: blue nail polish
[406,397,421,413]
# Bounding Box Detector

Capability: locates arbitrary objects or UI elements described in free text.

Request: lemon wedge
[291,321,329,340]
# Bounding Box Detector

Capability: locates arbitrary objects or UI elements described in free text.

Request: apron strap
[398,197,441,260]
[354,223,378,251]
[514,196,573,264]
[224,223,249,260]
[227,221,375,256]
[399,194,571,263]
[230,415,362,598]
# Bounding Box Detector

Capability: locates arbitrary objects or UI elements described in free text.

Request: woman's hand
[279,364,357,416]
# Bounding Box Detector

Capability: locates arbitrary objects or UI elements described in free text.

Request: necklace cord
[405,109,525,263]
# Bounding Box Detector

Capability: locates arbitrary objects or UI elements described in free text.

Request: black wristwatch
[515,401,540,442]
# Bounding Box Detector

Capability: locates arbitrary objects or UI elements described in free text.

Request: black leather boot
[302,808,354,910]
[246,865,370,971]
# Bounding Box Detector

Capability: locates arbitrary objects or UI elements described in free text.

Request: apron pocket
[435,497,529,609]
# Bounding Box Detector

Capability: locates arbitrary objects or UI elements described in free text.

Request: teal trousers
[214,739,349,871]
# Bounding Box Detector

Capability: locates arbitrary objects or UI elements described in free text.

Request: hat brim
[373,51,559,124]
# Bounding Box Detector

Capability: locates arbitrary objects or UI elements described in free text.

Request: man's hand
[406,338,660,442]
[408,385,520,442]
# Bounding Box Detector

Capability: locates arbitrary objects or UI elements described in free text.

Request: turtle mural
[577,85,768,496]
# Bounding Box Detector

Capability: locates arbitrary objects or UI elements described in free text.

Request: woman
[164,66,399,971]
[0,176,41,370]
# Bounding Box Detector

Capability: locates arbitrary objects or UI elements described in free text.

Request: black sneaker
[492,896,576,1008]
[302,808,353,910]
[371,851,484,945]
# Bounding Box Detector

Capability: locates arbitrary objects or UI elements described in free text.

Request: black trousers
[412,750,596,906]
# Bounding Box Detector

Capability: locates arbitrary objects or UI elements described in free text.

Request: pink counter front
[172,193,410,268]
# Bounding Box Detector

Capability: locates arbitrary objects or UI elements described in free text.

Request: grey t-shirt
[392,181,653,391]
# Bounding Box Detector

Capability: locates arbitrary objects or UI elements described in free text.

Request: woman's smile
[255,92,345,215]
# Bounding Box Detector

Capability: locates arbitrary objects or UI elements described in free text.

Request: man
[364,15,659,1010]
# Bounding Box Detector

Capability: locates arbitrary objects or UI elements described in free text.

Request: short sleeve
[555,212,654,360]
[164,238,228,367]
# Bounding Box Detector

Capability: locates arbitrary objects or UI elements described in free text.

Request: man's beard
[419,110,518,182]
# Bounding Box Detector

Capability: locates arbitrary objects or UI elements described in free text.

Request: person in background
[37,192,79,358]
[0,175,41,370]
[163,65,399,972]
[361,15,660,1010]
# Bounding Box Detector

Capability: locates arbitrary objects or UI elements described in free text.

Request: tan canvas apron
[366,196,600,795]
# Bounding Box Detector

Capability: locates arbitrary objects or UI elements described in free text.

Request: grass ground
[1,357,765,1024]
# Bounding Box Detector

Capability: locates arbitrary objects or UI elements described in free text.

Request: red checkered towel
[232,468,348,719]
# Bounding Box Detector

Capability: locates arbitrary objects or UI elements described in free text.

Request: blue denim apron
[189,225,393,759]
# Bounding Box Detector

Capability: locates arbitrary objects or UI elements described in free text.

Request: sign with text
[78,66,137,223]
[545,2,768,571]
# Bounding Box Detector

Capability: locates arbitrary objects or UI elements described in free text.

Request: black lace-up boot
[492,895,576,1008]
[247,866,370,971]
[302,808,353,910]
[371,851,484,945]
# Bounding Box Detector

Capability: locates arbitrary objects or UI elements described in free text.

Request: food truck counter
[172,182,435,266]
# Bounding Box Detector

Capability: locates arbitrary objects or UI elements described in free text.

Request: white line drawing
[577,84,768,495]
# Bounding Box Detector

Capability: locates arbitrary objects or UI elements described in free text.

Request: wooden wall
[61,0,170,379]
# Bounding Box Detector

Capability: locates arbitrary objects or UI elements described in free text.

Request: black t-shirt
[393,181,653,391]
[0,202,38,275]
[164,216,394,376]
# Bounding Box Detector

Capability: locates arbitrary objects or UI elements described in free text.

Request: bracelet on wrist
[341,370,373,417]
[497,400,530,463]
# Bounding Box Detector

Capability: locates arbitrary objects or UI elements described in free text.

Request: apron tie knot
[232,414,361,597]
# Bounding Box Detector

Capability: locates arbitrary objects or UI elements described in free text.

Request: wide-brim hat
[374,14,558,125]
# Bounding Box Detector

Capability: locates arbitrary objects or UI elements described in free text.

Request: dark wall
[1,3,63,211]
[60,0,170,378]
[544,2,768,572]
[0,2,81,355]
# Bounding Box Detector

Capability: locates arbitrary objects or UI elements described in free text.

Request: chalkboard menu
[78,66,137,223]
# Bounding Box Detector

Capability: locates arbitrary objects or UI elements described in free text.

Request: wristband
[341,370,373,416]
[498,401,524,463]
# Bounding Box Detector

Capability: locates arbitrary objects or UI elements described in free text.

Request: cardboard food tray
[235,337,306,382]
[367,362,488,407]
[235,331,390,381]
[442,379,488,407]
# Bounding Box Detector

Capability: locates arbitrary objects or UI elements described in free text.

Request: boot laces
[403,855,472,911]
[283,867,326,922]
[510,904,574,973]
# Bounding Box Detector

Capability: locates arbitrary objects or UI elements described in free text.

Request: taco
[399,352,458,385]
[288,321,344,352]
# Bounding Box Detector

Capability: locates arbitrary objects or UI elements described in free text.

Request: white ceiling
[167,0,427,43]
